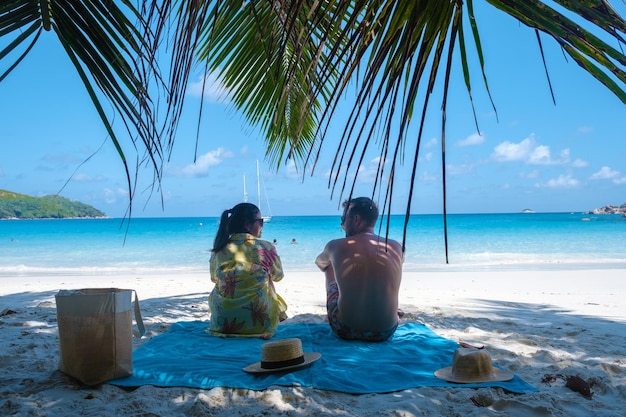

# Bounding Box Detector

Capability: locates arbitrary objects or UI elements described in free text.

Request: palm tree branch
[194,1,338,169]
[552,0,626,36]
[57,35,134,213]
[50,0,164,176]
[466,0,499,124]
[325,2,455,204]
[0,1,39,36]
[0,23,40,83]
[488,0,626,103]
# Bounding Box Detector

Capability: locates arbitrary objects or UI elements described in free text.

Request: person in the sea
[315,197,404,342]
[209,202,287,339]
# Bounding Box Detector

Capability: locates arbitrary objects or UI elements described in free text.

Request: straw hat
[434,348,514,383]
[243,338,321,373]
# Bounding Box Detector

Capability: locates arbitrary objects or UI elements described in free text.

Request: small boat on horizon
[243,160,272,222]
[520,208,535,213]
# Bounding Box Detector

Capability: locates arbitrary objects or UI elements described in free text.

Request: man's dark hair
[342,197,379,227]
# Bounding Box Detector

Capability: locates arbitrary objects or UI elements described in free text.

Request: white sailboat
[243,161,272,222]
[257,161,272,222]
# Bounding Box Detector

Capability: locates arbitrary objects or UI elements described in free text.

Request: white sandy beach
[1,268,625,416]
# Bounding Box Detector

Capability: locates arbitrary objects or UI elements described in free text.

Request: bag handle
[132,290,146,338]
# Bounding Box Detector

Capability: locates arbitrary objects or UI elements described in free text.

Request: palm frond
[192,1,349,169]
[488,0,626,102]
[148,0,624,258]
[4,0,624,254]
[0,0,164,217]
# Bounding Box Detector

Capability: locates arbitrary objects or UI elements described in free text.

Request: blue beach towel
[109,321,536,394]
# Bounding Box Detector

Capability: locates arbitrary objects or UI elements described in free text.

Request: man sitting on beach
[315,197,404,342]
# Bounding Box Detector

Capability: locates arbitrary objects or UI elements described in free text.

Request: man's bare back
[316,198,404,341]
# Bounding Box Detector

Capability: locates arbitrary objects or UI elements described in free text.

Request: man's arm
[315,242,332,272]
[317,242,341,297]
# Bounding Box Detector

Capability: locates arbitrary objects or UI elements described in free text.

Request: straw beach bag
[55,288,145,385]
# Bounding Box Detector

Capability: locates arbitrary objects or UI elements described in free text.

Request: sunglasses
[254,218,264,225]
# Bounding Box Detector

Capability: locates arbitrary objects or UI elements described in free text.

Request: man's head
[341,197,379,236]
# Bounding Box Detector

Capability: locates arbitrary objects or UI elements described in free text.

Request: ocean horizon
[1,212,625,275]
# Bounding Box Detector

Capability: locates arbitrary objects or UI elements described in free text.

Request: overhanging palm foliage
[158,0,625,260]
[0,0,163,216]
[1,1,625,259]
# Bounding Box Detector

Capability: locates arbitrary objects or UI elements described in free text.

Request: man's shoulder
[381,235,402,246]
[325,236,348,247]
[369,234,403,251]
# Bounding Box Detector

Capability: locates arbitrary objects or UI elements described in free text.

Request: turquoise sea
[1,213,625,274]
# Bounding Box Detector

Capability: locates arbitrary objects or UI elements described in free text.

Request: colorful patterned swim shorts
[326,280,398,342]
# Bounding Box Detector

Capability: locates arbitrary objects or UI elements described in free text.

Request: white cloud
[103,187,127,204]
[283,157,318,179]
[418,170,438,182]
[424,137,438,149]
[285,159,300,179]
[527,145,551,164]
[322,157,388,185]
[326,157,389,185]
[536,174,579,188]
[492,137,534,162]
[187,72,231,103]
[577,126,593,134]
[590,166,619,180]
[590,166,626,184]
[103,189,116,204]
[356,160,380,184]
[161,190,173,202]
[446,163,473,175]
[492,134,570,165]
[418,151,433,162]
[173,148,234,178]
[457,132,484,147]
[572,158,588,168]
[73,173,106,182]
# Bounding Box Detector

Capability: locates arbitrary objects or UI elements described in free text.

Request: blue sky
[1,3,625,218]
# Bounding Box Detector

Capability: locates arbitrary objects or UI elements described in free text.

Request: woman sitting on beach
[209,203,287,339]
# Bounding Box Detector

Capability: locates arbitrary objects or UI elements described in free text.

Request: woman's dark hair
[212,203,260,253]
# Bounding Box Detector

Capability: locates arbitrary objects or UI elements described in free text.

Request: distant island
[0,189,106,219]
[589,202,626,215]
[520,204,625,216]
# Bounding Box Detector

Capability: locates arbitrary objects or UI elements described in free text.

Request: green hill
[0,190,107,219]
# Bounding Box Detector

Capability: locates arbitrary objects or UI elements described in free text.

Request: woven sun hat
[243,338,321,374]
[434,347,514,383]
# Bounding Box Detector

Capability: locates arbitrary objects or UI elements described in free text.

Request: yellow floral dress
[209,233,287,338]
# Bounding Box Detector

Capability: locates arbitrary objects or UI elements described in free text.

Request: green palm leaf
[164,0,624,260]
[0,0,162,216]
[3,1,625,258]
